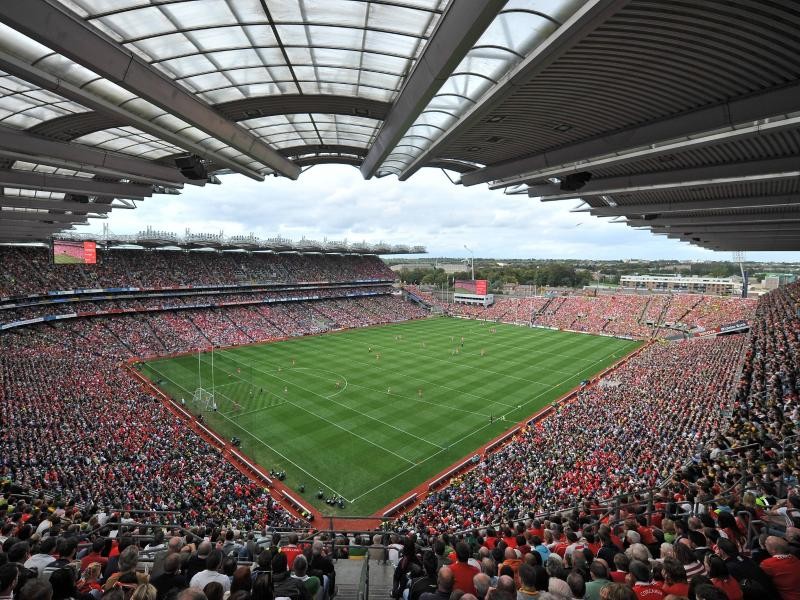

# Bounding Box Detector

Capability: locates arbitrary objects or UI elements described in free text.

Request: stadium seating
[1,252,797,600]
[398,334,747,529]
[408,287,757,339]
[0,247,394,296]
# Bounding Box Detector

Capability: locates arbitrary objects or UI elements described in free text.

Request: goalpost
[192,387,216,411]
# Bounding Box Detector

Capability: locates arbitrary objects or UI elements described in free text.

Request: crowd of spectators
[406,287,756,340]
[0,248,394,297]
[0,513,339,600]
[382,283,799,599]
[1,256,798,600]
[0,294,425,530]
[0,286,393,325]
[398,334,746,530]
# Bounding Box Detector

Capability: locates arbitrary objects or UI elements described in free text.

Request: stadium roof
[0,1,798,250]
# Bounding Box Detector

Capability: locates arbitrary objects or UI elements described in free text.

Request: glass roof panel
[2,188,67,200]
[360,52,411,74]
[158,54,219,79]
[368,3,437,37]
[98,6,177,40]
[12,161,96,178]
[159,0,240,31]
[48,0,453,172]
[364,30,421,57]
[0,70,91,130]
[379,0,579,176]
[270,0,368,28]
[73,126,184,159]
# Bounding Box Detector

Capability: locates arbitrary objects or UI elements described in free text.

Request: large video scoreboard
[454,279,493,306]
[51,240,97,264]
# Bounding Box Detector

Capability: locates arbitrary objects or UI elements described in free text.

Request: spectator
[627,561,662,599]
[190,552,229,594]
[585,561,611,600]
[271,552,309,600]
[420,567,454,600]
[759,537,800,600]
[150,554,187,600]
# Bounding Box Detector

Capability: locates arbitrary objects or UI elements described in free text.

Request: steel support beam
[700,241,800,251]
[398,0,628,180]
[0,52,264,182]
[0,2,300,179]
[627,212,800,228]
[585,195,800,217]
[529,157,800,200]
[650,223,800,234]
[0,170,152,199]
[462,83,800,187]
[668,231,800,240]
[0,211,88,223]
[360,0,506,179]
[0,126,189,187]
[0,222,68,232]
[0,196,113,213]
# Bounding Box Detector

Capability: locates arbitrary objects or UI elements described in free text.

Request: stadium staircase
[676,296,703,326]
[224,312,256,342]
[309,307,337,330]
[637,296,652,323]
[402,289,432,311]
[531,296,553,324]
[185,314,213,344]
[140,318,168,351]
[99,322,135,354]
[333,558,394,600]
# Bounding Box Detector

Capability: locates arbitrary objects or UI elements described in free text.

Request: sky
[86,164,800,262]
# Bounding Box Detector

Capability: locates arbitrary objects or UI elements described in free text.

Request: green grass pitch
[139,317,641,516]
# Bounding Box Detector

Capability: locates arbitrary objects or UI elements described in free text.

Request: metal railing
[357,552,370,600]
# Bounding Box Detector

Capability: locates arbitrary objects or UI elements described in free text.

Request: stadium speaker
[174,155,208,180]
[560,171,592,192]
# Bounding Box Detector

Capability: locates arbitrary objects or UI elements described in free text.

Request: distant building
[763,273,796,290]
[620,274,741,296]
[390,262,433,272]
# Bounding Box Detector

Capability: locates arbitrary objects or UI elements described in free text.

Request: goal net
[192,387,216,411]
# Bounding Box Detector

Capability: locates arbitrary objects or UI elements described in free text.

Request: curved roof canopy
[0,0,798,251]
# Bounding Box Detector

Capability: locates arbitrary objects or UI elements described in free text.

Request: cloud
[88,165,800,261]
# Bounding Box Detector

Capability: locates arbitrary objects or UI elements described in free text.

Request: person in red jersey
[611,553,630,584]
[280,533,303,570]
[627,561,663,600]
[760,536,800,600]
[704,555,742,600]
[660,558,689,597]
[449,542,479,595]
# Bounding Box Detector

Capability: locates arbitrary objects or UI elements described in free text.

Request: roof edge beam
[360,0,506,179]
[650,223,800,233]
[529,157,800,200]
[0,169,153,199]
[397,0,628,181]
[0,210,88,223]
[587,195,800,216]
[463,82,800,187]
[627,213,800,227]
[0,196,114,213]
[0,2,300,179]
[0,125,188,187]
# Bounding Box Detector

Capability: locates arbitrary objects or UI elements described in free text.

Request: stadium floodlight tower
[464,245,475,280]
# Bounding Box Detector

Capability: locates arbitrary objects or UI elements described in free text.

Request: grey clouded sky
[89,165,800,261]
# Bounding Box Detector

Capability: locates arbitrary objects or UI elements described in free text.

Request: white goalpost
[192,387,216,411]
